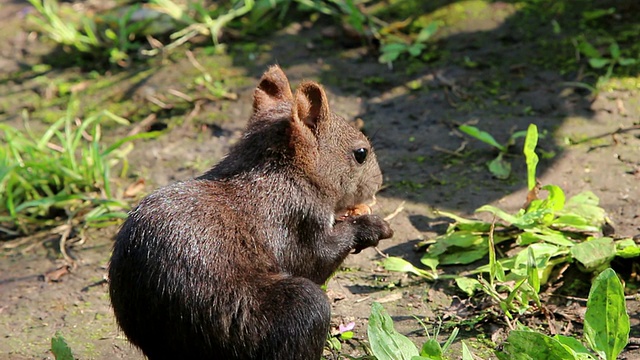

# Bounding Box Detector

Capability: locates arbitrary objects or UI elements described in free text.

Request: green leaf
[496,330,576,360]
[519,230,576,247]
[434,210,491,232]
[615,238,640,258]
[476,204,520,225]
[523,124,539,191]
[552,214,600,232]
[340,331,354,340]
[588,58,610,69]
[441,327,459,353]
[560,192,606,228]
[407,43,426,57]
[51,331,74,360]
[459,125,507,152]
[368,302,420,360]
[462,341,474,360]
[488,153,511,179]
[438,247,488,265]
[581,8,615,21]
[455,277,482,296]
[584,268,629,360]
[618,58,637,66]
[541,185,565,212]
[416,22,438,43]
[578,40,601,59]
[571,238,615,271]
[384,257,435,280]
[609,42,620,59]
[554,335,595,359]
[420,256,439,272]
[379,42,407,64]
[420,339,443,359]
[526,247,540,293]
[427,231,486,257]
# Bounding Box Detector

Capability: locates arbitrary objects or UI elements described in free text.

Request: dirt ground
[1,1,639,359]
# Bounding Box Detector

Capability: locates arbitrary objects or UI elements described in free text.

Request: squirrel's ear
[253,65,293,112]
[292,82,329,131]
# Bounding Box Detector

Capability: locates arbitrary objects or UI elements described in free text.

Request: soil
[1,1,639,359]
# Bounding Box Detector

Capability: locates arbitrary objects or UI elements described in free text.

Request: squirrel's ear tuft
[253,65,293,112]
[292,82,329,131]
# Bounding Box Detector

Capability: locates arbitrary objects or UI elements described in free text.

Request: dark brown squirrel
[108,65,393,360]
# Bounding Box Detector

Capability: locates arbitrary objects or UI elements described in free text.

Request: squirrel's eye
[353,148,368,164]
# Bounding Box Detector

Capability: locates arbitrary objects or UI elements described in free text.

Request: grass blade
[523,124,539,191]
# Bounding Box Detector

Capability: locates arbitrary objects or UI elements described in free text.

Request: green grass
[0,98,159,234]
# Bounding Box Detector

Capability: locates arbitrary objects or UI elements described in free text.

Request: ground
[1,1,639,359]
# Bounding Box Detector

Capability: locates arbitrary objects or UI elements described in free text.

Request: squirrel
[108,65,393,360]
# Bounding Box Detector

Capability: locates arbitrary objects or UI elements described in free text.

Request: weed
[367,302,470,360]
[27,0,100,53]
[458,124,529,179]
[27,0,379,67]
[496,268,629,360]
[383,124,639,318]
[575,37,638,87]
[51,331,74,360]
[0,99,159,234]
[326,320,356,353]
[379,22,439,67]
[369,268,629,360]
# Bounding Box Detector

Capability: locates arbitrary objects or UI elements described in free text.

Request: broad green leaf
[523,124,539,191]
[455,277,482,296]
[383,257,435,280]
[588,58,610,69]
[51,331,74,360]
[476,204,520,224]
[541,185,565,212]
[488,153,511,179]
[519,230,576,247]
[552,214,600,232]
[459,125,507,152]
[420,257,439,272]
[434,210,491,232]
[368,302,420,360]
[427,231,485,258]
[609,42,620,59]
[496,330,576,360]
[615,238,640,258]
[517,206,554,228]
[561,192,606,227]
[578,40,601,58]
[438,247,488,265]
[438,231,485,248]
[420,339,443,359]
[407,43,426,57]
[584,268,629,360]
[383,257,418,273]
[571,238,615,271]
[554,335,595,359]
[618,58,637,66]
[379,43,406,63]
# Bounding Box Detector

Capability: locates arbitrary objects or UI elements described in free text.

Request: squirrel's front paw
[350,215,393,254]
